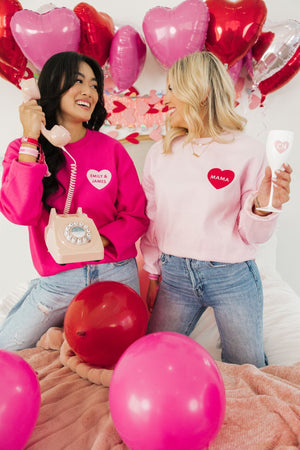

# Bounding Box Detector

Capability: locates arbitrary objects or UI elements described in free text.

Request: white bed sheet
[1,236,299,366]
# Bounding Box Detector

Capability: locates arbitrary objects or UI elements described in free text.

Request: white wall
[1,0,300,297]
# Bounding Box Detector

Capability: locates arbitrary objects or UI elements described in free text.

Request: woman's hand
[254,164,292,216]
[19,99,45,139]
[146,279,160,313]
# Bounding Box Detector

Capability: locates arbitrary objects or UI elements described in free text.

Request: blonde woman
[141,51,292,367]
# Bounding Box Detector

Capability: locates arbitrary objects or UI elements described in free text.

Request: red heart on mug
[74,2,114,67]
[205,0,267,67]
[207,168,235,189]
[0,0,27,87]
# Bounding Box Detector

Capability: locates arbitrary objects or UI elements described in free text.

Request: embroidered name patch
[87,169,112,190]
[207,168,235,189]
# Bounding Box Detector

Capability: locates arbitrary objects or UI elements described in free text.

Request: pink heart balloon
[10,7,81,71]
[109,25,146,92]
[142,0,209,68]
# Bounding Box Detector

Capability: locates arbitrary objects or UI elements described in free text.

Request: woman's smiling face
[163,81,188,130]
[57,61,99,127]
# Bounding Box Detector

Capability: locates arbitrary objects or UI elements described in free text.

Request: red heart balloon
[0,0,27,87]
[205,0,267,67]
[74,2,114,67]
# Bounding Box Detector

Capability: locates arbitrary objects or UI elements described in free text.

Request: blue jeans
[0,258,140,351]
[147,254,267,367]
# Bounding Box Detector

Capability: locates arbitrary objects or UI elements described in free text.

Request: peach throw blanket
[18,327,300,449]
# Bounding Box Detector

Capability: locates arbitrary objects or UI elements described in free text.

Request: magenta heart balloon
[10,7,81,71]
[109,25,146,92]
[142,0,209,68]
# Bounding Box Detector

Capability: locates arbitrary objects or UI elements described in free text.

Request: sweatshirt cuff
[245,192,280,221]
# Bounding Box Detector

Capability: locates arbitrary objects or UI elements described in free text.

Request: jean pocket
[160,253,171,265]
[206,261,232,268]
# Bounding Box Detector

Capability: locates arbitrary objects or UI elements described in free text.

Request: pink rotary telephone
[21,78,104,264]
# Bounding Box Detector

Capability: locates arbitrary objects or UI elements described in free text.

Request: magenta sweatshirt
[0,130,149,276]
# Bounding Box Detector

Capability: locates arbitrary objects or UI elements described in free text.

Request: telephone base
[45,208,104,265]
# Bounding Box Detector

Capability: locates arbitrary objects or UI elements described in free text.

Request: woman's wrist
[18,144,39,162]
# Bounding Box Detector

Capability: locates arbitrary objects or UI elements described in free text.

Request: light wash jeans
[147,254,267,368]
[0,258,140,351]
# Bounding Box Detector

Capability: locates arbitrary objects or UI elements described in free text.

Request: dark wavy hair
[37,51,107,210]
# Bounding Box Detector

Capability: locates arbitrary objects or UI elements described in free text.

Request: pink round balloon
[0,350,41,449]
[10,7,81,71]
[109,25,146,92]
[109,332,225,450]
[142,0,209,68]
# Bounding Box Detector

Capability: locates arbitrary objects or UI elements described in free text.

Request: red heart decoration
[0,0,27,87]
[205,0,267,67]
[124,86,140,97]
[74,2,114,67]
[112,101,126,113]
[147,105,159,114]
[207,168,235,189]
[125,133,140,144]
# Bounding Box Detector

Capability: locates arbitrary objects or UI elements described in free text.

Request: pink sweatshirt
[0,130,149,276]
[141,133,279,275]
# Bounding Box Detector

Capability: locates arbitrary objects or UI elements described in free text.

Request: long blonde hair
[163,51,246,153]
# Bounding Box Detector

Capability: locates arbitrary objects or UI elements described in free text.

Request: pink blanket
[19,328,300,449]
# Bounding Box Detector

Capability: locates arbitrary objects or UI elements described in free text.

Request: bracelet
[148,273,160,280]
[21,136,40,148]
[19,145,39,158]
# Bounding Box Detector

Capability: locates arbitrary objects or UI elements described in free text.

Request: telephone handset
[20,78,104,265]
[20,78,71,147]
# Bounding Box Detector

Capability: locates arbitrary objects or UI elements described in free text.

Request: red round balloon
[0,0,27,87]
[64,281,148,368]
[205,0,267,67]
[74,2,114,67]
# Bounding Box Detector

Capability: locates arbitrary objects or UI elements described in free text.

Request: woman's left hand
[254,164,292,215]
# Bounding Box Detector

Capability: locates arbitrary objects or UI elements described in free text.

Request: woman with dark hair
[0,51,149,350]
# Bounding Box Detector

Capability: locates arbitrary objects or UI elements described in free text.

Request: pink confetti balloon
[0,350,41,449]
[10,7,81,71]
[142,0,209,68]
[109,25,146,92]
[109,332,226,450]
